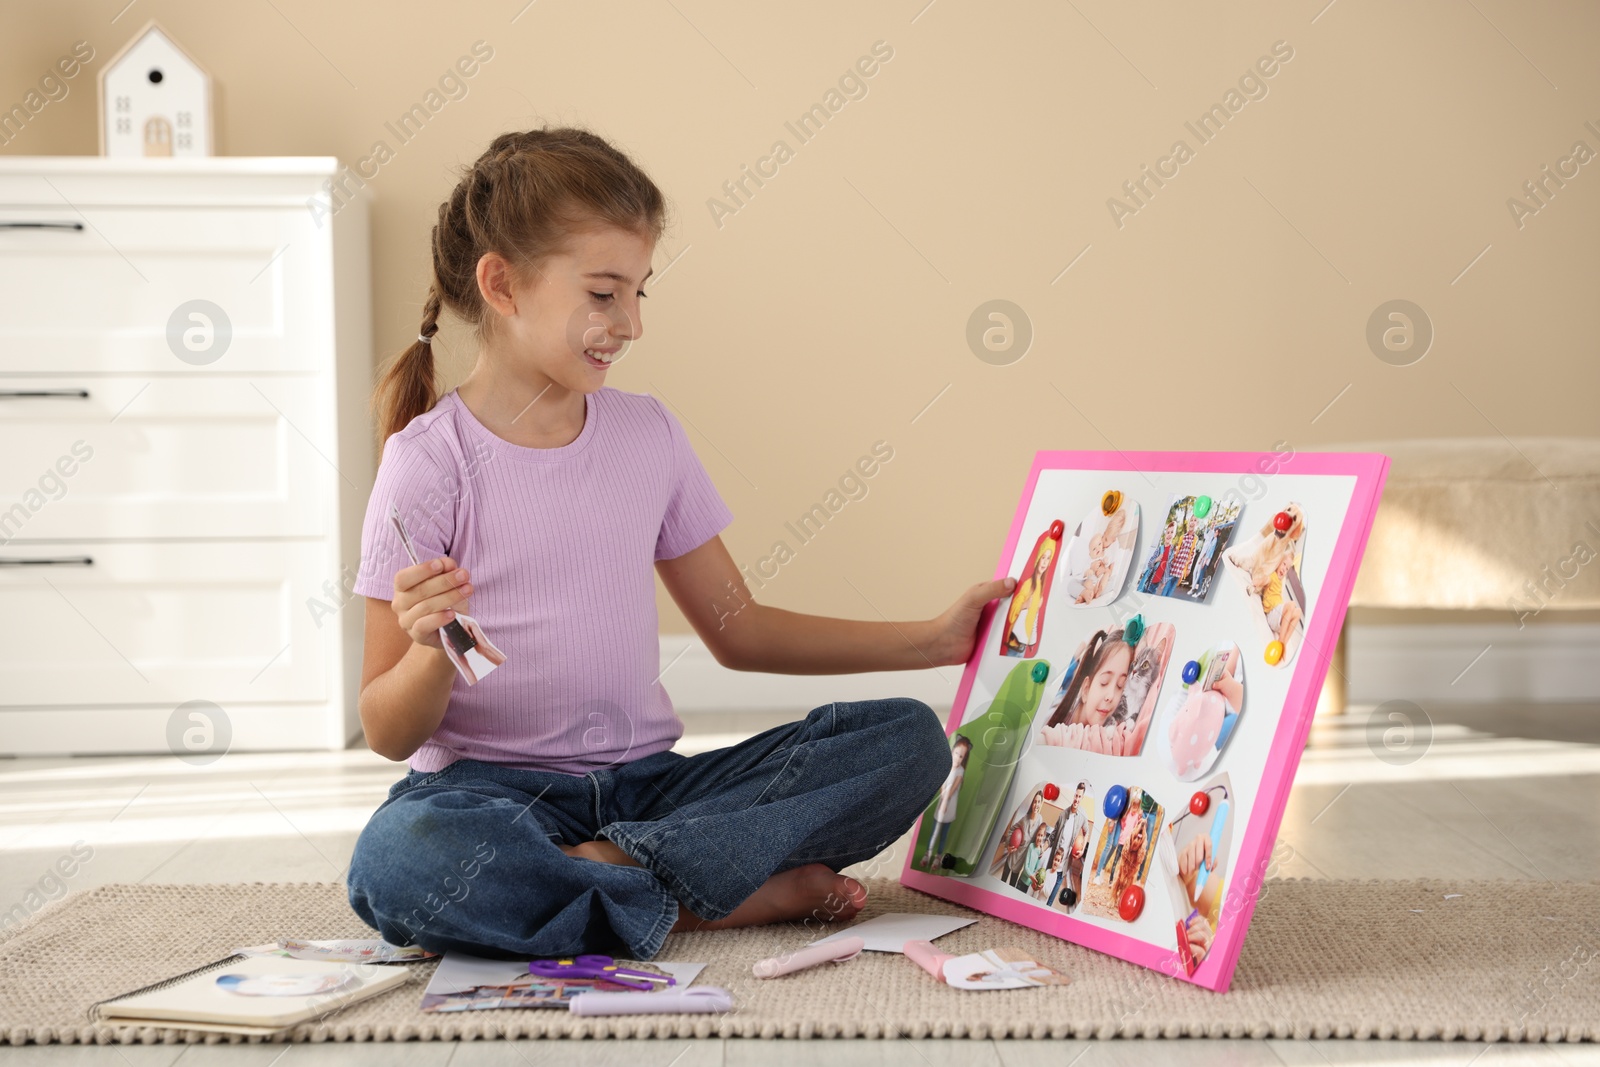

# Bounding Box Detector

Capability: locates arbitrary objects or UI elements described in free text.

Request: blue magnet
[1182,660,1201,685]
[1103,784,1128,821]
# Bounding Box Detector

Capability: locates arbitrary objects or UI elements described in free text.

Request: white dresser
[0,157,373,756]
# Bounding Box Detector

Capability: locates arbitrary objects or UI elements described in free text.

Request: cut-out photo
[1000,520,1065,657]
[1158,641,1246,782]
[984,779,1094,906]
[1154,774,1235,975]
[1035,617,1175,757]
[1082,785,1166,923]
[1059,490,1140,608]
[911,659,1052,877]
[1135,493,1244,603]
[1222,502,1309,668]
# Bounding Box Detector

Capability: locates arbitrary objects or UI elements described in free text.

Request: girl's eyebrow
[583,268,654,283]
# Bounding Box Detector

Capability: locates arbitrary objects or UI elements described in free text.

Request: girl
[1043,841,1069,906]
[345,128,1011,962]
[990,789,1045,886]
[1021,824,1050,898]
[1037,628,1132,751]
[1002,536,1056,655]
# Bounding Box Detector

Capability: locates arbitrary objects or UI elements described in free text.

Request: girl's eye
[590,292,613,302]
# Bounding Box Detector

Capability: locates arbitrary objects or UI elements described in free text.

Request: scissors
[527,954,676,991]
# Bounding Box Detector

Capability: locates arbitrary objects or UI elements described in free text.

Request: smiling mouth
[582,347,621,367]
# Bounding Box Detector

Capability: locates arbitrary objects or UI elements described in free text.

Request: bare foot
[671,864,867,934]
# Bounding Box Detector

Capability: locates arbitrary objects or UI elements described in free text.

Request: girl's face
[1079,642,1133,725]
[483,225,654,397]
[1035,544,1054,577]
[1033,827,1049,848]
[952,743,970,768]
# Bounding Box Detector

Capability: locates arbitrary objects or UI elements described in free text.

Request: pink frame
[899,449,1389,992]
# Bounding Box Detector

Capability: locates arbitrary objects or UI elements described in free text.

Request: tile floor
[3,702,1598,1065]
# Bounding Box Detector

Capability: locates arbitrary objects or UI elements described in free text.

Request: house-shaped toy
[98,20,214,157]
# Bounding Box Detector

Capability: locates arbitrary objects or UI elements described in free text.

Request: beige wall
[5,1,1597,634]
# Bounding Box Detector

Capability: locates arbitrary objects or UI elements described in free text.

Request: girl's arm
[656,535,1013,674]
[357,556,473,761]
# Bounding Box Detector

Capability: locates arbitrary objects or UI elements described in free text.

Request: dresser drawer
[0,540,338,706]
[0,206,327,373]
[0,377,341,540]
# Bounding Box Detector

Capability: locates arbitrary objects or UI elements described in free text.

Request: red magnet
[1047,519,1065,540]
[1273,511,1293,533]
[1189,791,1210,816]
[1042,782,1061,802]
[1118,883,1146,922]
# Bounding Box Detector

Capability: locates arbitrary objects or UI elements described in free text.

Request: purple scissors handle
[527,954,675,991]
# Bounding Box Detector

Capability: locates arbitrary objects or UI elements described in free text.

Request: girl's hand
[393,556,472,649]
[926,577,1016,666]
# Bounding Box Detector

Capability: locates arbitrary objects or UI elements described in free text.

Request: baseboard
[657,634,960,715]
[661,622,1600,714]
[1346,621,1600,704]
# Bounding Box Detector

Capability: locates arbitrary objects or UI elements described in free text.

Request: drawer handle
[0,221,85,231]
[0,556,94,566]
[0,389,90,399]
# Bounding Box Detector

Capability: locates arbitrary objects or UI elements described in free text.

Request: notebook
[92,953,413,1034]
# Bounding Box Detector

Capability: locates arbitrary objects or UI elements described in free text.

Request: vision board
[900,448,1389,992]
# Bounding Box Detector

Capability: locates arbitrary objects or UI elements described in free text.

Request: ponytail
[371,285,443,450]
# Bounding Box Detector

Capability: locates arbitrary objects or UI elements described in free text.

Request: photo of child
[987,785,1051,889]
[1159,641,1246,781]
[1082,786,1166,922]
[1154,774,1234,975]
[1000,519,1065,658]
[1058,490,1140,608]
[1035,617,1175,756]
[1135,493,1243,603]
[914,735,973,872]
[1048,818,1093,913]
[1222,502,1309,667]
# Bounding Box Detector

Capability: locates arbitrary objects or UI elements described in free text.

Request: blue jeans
[347,697,949,961]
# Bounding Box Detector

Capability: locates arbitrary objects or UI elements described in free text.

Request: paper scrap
[942,947,1071,991]
[811,912,976,953]
[235,939,437,963]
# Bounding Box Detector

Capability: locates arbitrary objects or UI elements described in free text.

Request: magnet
[1042,782,1060,802]
[1103,785,1128,821]
[1193,496,1212,519]
[1273,511,1293,533]
[1189,791,1210,816]
[1264,640,1285,666]
[1048,519,1065,540]
[1118,883,1146,922]
[1101,490,1122,516]
[1182,659,1201,685]
[1031,661,1050,684]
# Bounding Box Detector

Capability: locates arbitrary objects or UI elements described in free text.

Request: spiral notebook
[91,953,412,1034]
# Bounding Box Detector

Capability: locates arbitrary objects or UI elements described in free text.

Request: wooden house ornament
[99,20,214,157]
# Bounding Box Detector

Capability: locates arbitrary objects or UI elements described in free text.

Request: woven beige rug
[2,878,1596,1044]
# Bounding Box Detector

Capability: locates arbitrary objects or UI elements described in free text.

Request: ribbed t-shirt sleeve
[352,434,457,600]
[652,396,734,561]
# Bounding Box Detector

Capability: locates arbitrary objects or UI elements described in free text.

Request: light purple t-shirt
[352,386,734,775]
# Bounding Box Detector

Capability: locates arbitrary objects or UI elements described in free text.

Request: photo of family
[1222,502,1309,668]
[1159,641,1246,782]
[985,779,1096,912]
[1135,493,1243,603]
[1082,786,1166,923]
[1034,616,1176,757]
[910,659,1053,877]
[1154,774,1235,975]
[1000,519,1065,657]
[1057,490,1140,608]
